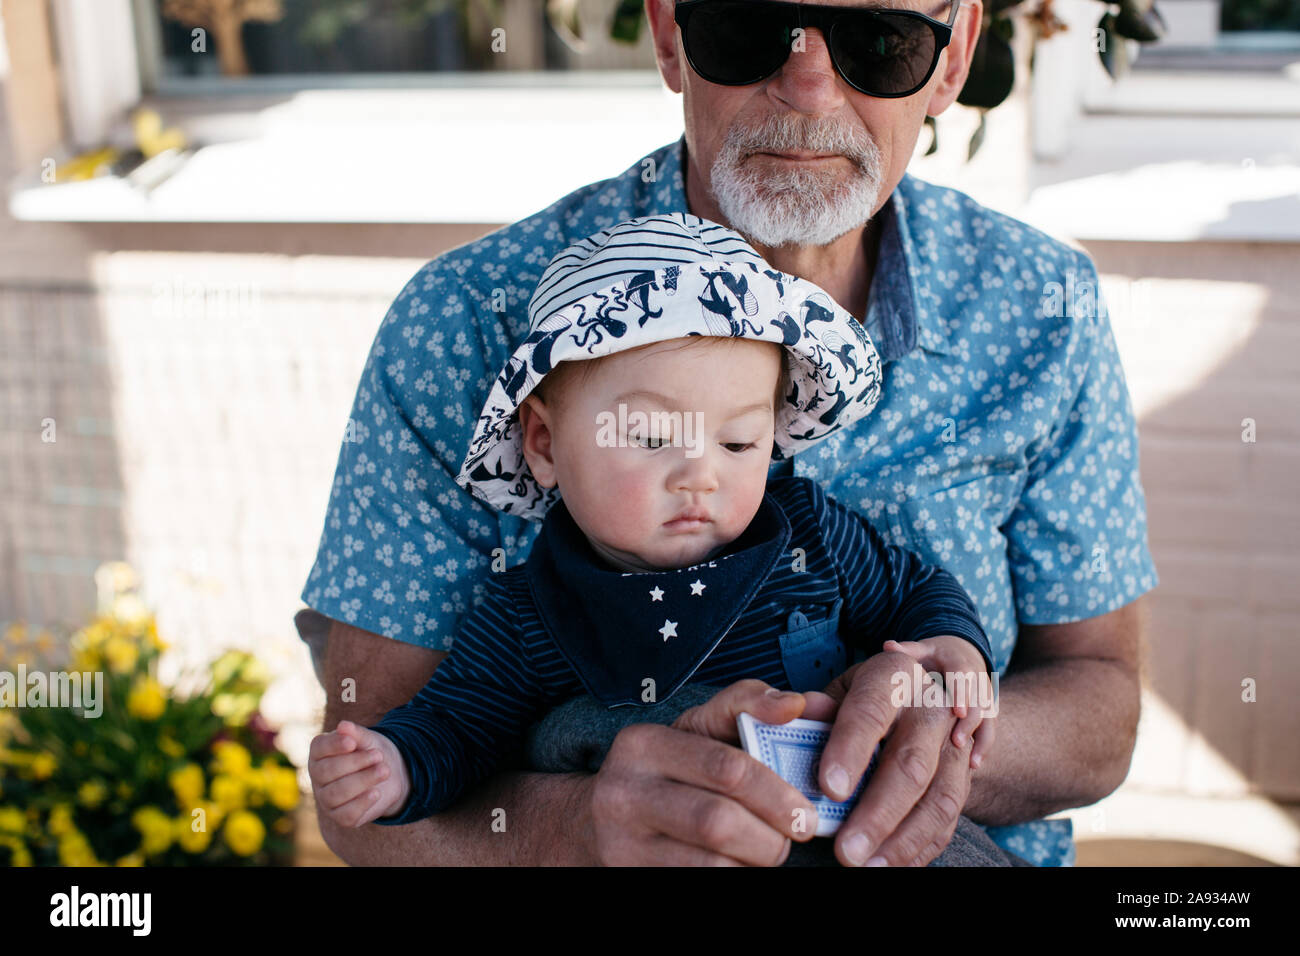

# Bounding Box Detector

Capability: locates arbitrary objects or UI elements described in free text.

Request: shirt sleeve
[1005,249,1159,624]
[810,480,995,675]
[368,573,545,824]
[298,259,538,649]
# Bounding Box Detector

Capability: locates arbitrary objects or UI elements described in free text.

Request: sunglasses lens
[832,13,938,96]
[682,1,793,85]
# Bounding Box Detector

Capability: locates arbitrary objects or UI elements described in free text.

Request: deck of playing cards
[737,712,880,837]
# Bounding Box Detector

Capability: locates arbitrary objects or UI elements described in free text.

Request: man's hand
[815,649,974,867]
[581,680,829,865]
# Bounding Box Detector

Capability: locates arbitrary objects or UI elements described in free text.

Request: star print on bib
[525,492,792,707]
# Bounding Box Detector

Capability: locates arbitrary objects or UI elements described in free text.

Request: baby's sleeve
[810,479,995,675]
[368,573,546,824]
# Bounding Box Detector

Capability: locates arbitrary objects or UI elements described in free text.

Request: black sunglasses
[673,0,961,99]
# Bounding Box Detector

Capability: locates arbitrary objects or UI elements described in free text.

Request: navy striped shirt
[371,474,991,825]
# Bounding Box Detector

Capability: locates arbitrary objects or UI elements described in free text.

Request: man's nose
[768,26,847,112]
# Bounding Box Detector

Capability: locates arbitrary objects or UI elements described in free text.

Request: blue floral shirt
[300,134,1158,867]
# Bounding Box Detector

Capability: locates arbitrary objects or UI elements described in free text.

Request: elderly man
[298,0,1157,867]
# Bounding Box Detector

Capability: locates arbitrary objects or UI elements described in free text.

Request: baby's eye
[723,442,756,453]
[631,433,668,449]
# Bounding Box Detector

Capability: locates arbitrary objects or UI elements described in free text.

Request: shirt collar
[658,135,952,363]
[525,485,792,707]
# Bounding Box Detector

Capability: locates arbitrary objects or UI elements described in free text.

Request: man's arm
[314,618,598,866]
[962,595,1146,825]
[313,617,829,865]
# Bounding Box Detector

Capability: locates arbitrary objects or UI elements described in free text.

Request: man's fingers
[620,722,816,845]
[626,775,796,866]
[819,652,921,801]
[643,835,749,866]
[832,702,952,866]
[800,690,839,722]
[855,729,970,867]
[671,678,806,742]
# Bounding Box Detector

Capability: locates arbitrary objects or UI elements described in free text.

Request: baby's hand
[308,720,411,828]
[883,637,998,771]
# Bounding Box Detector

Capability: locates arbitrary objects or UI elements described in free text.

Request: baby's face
[520,337,781,572]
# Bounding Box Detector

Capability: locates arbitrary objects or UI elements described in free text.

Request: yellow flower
[103,636,139,674]
[131,806,173,856]
[212,740,252,777]
[31,752,57,780]
[57,831,100,866]
[144,620,168,652]
[159,735,184,758]
[222,810,265,857]
[126,676,167,720]
[116,781,133,799]
[1,835,32,867]
[267,767,300,812]
[77,780,109,809]
[115,852,145,867]
[77,619,113,651]
[210,774,246,813]
[0,806,25,834]
[34,630,55,655]
[174,814,213,854]
[47,803,75,837]
[110,593,150,627]
[4,623,28,646]
[169,763,205,806]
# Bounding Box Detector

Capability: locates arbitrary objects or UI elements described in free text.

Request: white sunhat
[456,212,883,521]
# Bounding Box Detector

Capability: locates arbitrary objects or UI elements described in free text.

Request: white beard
[709,115,885,249]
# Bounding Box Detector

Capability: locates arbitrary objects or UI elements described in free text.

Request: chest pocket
[778,598,847,693]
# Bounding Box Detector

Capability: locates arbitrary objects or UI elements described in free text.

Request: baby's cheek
[600,467,658,541]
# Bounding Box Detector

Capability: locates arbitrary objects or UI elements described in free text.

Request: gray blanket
[524,685,1032,867]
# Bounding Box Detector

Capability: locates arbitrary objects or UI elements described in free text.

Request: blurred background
[0,0,1296,866]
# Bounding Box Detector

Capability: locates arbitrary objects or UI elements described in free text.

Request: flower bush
[0,578,298,866]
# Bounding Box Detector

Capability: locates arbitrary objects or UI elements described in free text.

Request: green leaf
[957,21,1015,110]
[1115,2,1166,42]
[1097,12,1130,79]
[610,0,644,44]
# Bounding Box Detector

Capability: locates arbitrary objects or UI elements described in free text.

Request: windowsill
[1016,67,1300,244]
[7,77,683,224]
[8,72,1299,243]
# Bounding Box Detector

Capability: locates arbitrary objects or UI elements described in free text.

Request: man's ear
[518,395,559,489]
[646,0,686,94]
[926,0,984,117]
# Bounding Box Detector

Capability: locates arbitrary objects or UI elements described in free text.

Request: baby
[308,213,996,839]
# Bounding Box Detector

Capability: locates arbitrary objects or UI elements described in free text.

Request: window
[139,0,659,92]
[1221,1,1300,33]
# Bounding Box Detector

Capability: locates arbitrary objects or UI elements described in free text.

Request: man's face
[647,0,978,248]
[519,337,782,573]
